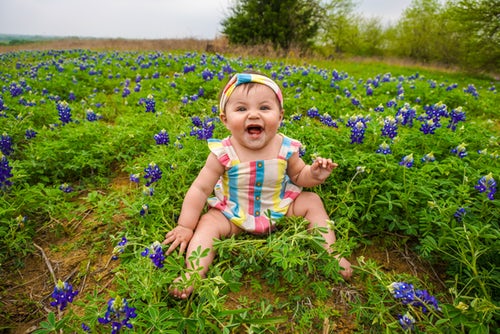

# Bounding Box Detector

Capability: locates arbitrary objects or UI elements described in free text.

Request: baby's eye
[260,105,271,110]
[236,106,247,112]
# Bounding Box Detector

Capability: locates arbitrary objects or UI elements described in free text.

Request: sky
[0,0,412,40]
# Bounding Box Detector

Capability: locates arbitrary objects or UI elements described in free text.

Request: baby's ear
[279,109,284,121]
[219,113,227,123]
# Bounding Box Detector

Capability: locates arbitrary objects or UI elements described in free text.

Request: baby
[163,72,352,299]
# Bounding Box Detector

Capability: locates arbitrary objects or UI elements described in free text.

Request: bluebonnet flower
[0,133,14,156]
[454,207,466,222]
[306,107,320,118]
[140,204,149,216]
[351,98,361,107]
[399,154,414,168]
[25,128,37,139]
[190,116,215,140]
[451,143,467,158]
[396,103,417,127]
[446,83,458,91]
[122,87,130,98]
[143,162,162,186]
[419,119,438,134]
[0,96,8,111]
[86,108,102,122]
[389,281,440,313]
[143,94,156,113]
[129,173,140,184]
[57,101,72,124]
[0,155,13,190]
[50,280,78,311]
[376,142,392,155]
[112,237,128,260]
[463,84,478,98]
[68,91,76,101]
[381,116,398,139]
[386,99,397,108]
[447,107,466,131]
[183,64,196,73]
[142,186,154,196]
[9,82,23,97]
[475,173,496,200]
[202,68,214,80]
[291,114,302,121]
[59,183,74,193]
[134,84,141,93]
[419,103,447,132]
[374,104,384,112]
[421,152,436,163]
[398,313,415,331]
[319,113,337,127]
[141,241,165,268]
[81,323,91,332]
[154,129,170,145]
[366,85,373,96]
[346,115,370,144]
[98,296,137,333]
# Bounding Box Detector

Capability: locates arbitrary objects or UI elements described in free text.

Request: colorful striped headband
[219,73,283,113]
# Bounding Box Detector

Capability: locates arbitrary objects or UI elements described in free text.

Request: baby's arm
[163,153,224,255]
[287,152,338,187]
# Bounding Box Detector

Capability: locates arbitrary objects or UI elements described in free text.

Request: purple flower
[190,116,215,140]
[346,115,370,144]
[143,162,162,186]
[143,94,156,113]
[396,103,416,127]
[451,143,467,158]
[112,237,128,260]
[0,133,14,156]
[86,109,102,122]
[475,173,496,200]
[319,113,338,127]
[454,207,466,222]
[50,280,78,311]
[421,153,436,163]
[397,313,415,331]
[129,173,140,183]
[154,129,170,145]
[447,107,466,131]
[25,128,37,139]
[98,296,137,333]
[389,281,440,314]
[399,154,414,168]
[307,107,320,118]
[374,104,385,112]
[376,142,392,155]
[81,323,91,332]
[464,84,479,98]
[139,204,149,216]
[381,116,398,139]
[59,183,73,193]
[57,101,72,125]
[141,241,165,268]
[0,155,13,189]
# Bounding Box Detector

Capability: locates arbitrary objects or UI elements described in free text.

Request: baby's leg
[287,192,352,279]
[170,208,241,299]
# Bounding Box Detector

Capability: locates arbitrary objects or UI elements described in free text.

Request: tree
[221,0,323,51]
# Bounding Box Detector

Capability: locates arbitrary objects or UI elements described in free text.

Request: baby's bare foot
[169,274,194,299]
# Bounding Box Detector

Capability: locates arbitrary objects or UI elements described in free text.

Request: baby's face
[221,84,283,151]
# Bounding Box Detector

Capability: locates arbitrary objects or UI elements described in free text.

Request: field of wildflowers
[0,48,498,333]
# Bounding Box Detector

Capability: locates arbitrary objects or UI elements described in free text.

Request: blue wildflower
[129,173,140,184]
[0,155,13,190]
[143,94,156,113]
[475,173,496,200]
[306,107,320,118]
[0,133,14,156]
[142,186,154,196]
[374,104,385,112]
[421,153,436,163]
[454,207,466,222]
[50,280,78,311]
[463,84,478,98]
[57,101,72,124]
[451,143,467,158]
[346,115,370,144]
[59,183,73,193]
[397,313,415,331]
[154,129,170,145]
[25,128,37,139]
[190,116,215,140]
[381,116,398,139]
[143,162,162,186]
[447,107,466,131]
[81,323,91,332]
[319,113,338,127]
[376,142,392,155]
[140,204,149,216]
[396,103,416,127]
[98,296,137,333]
[399,154,414,168]
[112,237,128,260]
[141,241,165,268]
[86,108,102,122]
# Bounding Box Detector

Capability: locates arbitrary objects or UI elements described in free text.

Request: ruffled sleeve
[208,138,232,167]
[279,135,302,160]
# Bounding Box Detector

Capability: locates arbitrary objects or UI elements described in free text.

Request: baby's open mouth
[247,125,263,135]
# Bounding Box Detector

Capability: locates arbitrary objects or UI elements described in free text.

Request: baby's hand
[310,157,338,182]
[163,225,193,255]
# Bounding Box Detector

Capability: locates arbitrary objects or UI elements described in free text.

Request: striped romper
[207,134,303,234]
